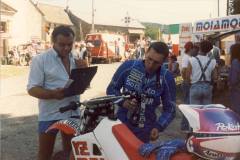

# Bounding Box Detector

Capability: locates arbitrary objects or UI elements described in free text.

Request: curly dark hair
[199,40,213,55]
[51,25,75,43]
[230,43,240,62]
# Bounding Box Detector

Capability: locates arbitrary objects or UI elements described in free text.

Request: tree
[145,26,159,40]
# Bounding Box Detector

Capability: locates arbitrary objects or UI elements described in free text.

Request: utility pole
[91,0,95,33]
[217,0,220,17]
[66,0,69,8]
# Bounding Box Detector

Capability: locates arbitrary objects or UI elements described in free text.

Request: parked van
[85,33,126,63]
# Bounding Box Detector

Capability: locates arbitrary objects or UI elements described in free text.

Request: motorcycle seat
[112,123,196,160]
[112,123,155,160]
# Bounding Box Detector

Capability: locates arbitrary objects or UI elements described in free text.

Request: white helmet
[179,104,240,160]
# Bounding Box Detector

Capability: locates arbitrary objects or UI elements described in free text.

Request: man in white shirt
[180,41,193,131]
[209,44,220,64]
[27,25,87,160]
[187,40,218,105]
[181,41,193,104]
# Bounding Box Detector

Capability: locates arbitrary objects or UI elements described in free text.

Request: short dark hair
[199,40,213,54]
[147,41,169,58]
[230,43,240,62]
[51,25,75,42]
[184,41,193,53]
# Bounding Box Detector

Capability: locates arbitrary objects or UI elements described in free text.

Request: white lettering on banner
[203,150,223,159]
[194,15,240,33]
[215,122,240,132]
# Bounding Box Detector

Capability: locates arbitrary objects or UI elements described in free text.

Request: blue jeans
[180,81,190,131]
[190,82,213,105]
[181,81,190,104]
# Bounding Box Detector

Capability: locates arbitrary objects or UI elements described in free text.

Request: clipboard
[64,66,98,97]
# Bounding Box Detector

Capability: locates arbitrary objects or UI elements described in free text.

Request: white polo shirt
[27,48,80,121]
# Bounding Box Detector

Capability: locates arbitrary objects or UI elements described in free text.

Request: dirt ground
[0,65,230,160]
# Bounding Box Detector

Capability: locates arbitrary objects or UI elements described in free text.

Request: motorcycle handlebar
[122,91,153,101]
[58,95,130,113]
[58,92,154,113]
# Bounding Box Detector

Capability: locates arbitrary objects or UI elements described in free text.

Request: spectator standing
[78,42,90,66]
[140,37,146,59]
[115,38,120,57]
[181,41,193,104]
[72,43,80,59]
[209,44,221,65]
[168,55,180,78]
[86,42,93,66]
[187,40,218,105]
[228,43,240,115]
[180,41,193,131]
[27,25,88,160]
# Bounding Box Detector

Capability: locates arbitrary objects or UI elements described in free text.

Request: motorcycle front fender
[46,119,81,136]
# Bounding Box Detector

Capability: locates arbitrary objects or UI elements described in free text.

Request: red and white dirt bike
[47,95,240,160]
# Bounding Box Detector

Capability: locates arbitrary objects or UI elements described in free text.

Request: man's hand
[122,98,138,110]
[150,128,159,143]
[28,86,65,100]
[75,59,88,68]
[51,88,65,100]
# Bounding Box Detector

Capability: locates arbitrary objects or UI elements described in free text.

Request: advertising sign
[193,14,240,33]
[179,23,192,53]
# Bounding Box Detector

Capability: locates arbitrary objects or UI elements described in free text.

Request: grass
[0,65,29,79]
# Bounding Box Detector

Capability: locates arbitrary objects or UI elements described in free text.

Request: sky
[35,0,227,24]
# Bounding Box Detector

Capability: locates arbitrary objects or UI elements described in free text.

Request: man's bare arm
[28,86,65,100]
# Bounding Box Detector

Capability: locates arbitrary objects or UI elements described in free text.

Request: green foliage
[144,25,159,40]
[142,22,162,40]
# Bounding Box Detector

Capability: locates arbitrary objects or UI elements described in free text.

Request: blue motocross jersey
[107,60,176,142]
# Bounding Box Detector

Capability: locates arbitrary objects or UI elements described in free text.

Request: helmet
[179,104,240,160]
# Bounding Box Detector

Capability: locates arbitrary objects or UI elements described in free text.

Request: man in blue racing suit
[107,42,176,143]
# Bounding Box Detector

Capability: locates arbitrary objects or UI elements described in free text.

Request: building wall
[3,0,42,47]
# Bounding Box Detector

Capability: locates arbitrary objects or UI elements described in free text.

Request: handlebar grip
[59,101,80,113]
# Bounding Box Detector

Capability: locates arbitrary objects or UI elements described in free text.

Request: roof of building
[36,3,73,25]
[1,1,17,15]
[70,9,145,29]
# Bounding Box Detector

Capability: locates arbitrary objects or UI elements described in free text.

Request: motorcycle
[47,95,240,160]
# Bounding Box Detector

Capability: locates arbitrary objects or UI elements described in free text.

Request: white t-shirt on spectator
[190,55,216,84]
[181,53,191,69]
